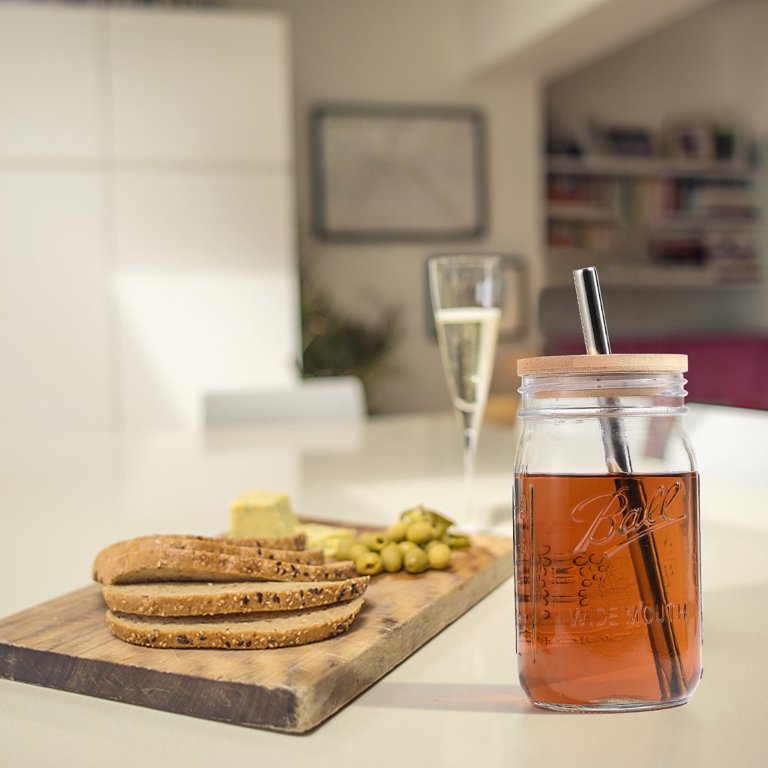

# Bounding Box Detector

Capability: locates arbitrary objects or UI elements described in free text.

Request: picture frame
[310,104,487,242]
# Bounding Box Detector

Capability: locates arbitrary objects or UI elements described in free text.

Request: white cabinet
[113,170,297,429]
[108,9,291,164]
[0,3,297,434]
[0,171,113,433]
[0,3,106,158]
[113,171,293,273]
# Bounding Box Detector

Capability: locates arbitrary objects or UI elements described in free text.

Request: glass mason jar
[513,354,702,712]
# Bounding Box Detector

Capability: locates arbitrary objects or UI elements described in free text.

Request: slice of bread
[176,532,307,551]
[102,577,370,616]
[126,535,324,565]
[93,543,356,585]
[106,597,365,649]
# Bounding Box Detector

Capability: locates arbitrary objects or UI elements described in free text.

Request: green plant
[299,268,401,411]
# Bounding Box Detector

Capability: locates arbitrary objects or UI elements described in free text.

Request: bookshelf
[545,154,760,288]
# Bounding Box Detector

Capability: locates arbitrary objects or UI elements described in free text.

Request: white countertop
[1,405,766,767]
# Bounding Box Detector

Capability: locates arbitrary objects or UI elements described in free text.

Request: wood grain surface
[0,534,513,733]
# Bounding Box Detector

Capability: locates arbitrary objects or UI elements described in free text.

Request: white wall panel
[0,3,106,158]
[113,170,293,273]
[113,168,300,430]
[109,8,290,164]
[0,172,112,434]
[115,273,299,430]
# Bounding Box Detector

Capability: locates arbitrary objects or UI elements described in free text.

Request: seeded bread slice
[102,577,370,616]
[164,532,307,551]
[93,543,356,585]
[106,597,365,649]
[126,535,324,565]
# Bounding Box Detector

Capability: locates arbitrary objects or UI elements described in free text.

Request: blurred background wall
[2,0,764,434]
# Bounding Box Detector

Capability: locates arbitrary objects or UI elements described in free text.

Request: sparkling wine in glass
[428,254,502,531]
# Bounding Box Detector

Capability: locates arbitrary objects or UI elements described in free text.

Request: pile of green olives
[336,505,470,576]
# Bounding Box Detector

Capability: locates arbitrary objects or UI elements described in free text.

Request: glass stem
[463,426,479,530]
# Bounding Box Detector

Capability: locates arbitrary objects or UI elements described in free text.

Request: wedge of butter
[229,490,300,538]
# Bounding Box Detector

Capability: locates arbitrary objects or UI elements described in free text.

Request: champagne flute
[428,254,502,532]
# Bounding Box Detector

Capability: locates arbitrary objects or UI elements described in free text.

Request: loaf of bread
[107,597,365,649]
[95,528,366,649]
[102,576,369,616]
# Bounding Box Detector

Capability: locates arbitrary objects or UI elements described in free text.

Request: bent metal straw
[573,267,686,699]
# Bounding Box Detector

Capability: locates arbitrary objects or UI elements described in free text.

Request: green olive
[346,506,466,575]
[427,541,451,570]
[368,533,389,552]
[428,508,455,527]
[444,533,471,548]
[398,540,419,555]
[400,505,431,525]
[406,521,435,545]
[357,532,376,550]
[404,547,429,574]
[384,521,408,542]
[349,542,370,561]
[380,542,404,572]
[355,551,383,576]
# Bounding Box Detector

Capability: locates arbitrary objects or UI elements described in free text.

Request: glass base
[530,697,691,714]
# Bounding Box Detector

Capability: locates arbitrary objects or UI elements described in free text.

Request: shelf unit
[545,154,761,288]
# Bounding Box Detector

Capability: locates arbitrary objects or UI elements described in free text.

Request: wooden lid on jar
[517,354,688,376]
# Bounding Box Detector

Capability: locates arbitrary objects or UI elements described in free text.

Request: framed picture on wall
[310,104,487,241]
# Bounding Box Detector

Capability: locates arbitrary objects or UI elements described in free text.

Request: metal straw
[573,267,611,356]
[573,267,686,700]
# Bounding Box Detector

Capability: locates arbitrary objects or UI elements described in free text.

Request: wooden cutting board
[0,533,513,733]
